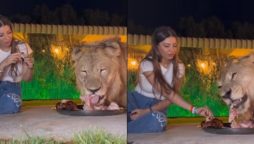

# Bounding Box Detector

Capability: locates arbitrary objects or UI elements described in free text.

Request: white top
[135,60,185,100]
[0,43,33,82]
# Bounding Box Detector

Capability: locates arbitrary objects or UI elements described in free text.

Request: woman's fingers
[7,53,22,64]
[24,57,34,68]
[197,107,213,118]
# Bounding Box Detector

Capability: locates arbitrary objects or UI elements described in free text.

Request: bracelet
[192,107,198,114]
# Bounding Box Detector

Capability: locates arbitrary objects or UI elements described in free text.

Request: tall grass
[20,34,80,100]
[0,129,125,144]
[73,129,125,144]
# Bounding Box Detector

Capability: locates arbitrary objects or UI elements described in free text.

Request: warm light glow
[82,35,127,43]
[196,58,216,76]
[128,57,139,71]
[200,62,206,69]
[13,33,28,42]
[50,44,69,60]
[229,49,254,57]
[42,49,45,53]
[54,48,60,54]
[130,60,137,66]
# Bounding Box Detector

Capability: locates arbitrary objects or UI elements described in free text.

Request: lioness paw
[107,102,120,110]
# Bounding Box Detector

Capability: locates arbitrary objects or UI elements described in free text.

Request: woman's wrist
[190,106,198,114]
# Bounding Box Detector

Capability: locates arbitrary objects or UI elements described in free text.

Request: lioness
[218,53,254,128]
[71,37,127,110]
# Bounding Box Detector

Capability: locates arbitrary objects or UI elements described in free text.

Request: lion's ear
[71,46,83,62]
[104,41,121,56]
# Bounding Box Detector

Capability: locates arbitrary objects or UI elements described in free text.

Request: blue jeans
[128,91,167,133]
[0,81,22,114]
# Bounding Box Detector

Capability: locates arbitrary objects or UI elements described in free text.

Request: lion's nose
[88,87,101,94]
[222,89,232,99]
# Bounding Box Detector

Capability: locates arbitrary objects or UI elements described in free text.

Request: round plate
[56,105,126,116]
[202,123,254,135]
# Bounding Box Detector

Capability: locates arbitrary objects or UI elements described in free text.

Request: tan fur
[71,37,127,108]
[218,53,254,121]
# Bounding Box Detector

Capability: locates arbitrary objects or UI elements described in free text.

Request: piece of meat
[81,95,121,111]
[228,108,254,128]
[55,100,79,111]
[201,118,224,128]
[229,108,237,123]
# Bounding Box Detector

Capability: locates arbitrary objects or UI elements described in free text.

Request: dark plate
[56,105,126,116]
[203,123,254,135]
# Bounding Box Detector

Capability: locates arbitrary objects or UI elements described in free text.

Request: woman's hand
[196,106,214,120]
[23,57,34,69]
[1,53,22,67]
[130,108,149,121]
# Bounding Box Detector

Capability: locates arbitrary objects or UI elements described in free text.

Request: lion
[71,37,127,110]
[218,53,254,128]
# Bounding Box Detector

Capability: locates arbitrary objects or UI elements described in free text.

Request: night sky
[0,0,127,16]
[128,0,254,30]
[1,0,253,26]
[1,0,254,37]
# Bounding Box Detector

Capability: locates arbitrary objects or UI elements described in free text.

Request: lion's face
[71,38,127,107]
[75,50,119,103]
[218,54,254,114]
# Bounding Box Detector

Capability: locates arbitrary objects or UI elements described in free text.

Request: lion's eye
[231,72,237,80]
[100,69,107,75]
[81,70,87,76]
[217,81,222,88]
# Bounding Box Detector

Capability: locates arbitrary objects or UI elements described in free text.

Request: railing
[13,23,254,49]
[128,34,254,49]
[13,23,127,35]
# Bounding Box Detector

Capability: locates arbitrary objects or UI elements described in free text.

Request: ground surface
[0,100,127,142]
[128,117,254,144]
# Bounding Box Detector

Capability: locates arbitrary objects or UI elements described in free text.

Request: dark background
[0,0,127,26]
[128,0,254,38]
[1,0,254,38]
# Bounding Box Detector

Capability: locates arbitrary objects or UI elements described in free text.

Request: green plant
[73,129,125,144]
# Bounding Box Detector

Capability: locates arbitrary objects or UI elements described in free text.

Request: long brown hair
[0,15,19,78]
[142,26,182,98]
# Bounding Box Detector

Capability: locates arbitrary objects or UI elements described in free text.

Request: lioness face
[218,58,254,114]
[76,47,118,104]
[76,51,119,104]
[71,38,126,108]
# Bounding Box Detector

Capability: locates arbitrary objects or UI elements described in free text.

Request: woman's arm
[130,71,187,120]
[144,71,192,111]
[143,71,213,117]
[22,57,34,81]
[134,62,185,112]
[0,61,6,78]
[149,99,171,112]
[0,53,22,79]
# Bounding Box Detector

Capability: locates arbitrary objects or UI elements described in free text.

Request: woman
[128,26,213,133]
[0,15,34,114]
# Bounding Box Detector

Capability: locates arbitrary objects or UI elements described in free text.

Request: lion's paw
[107,102,120,110]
